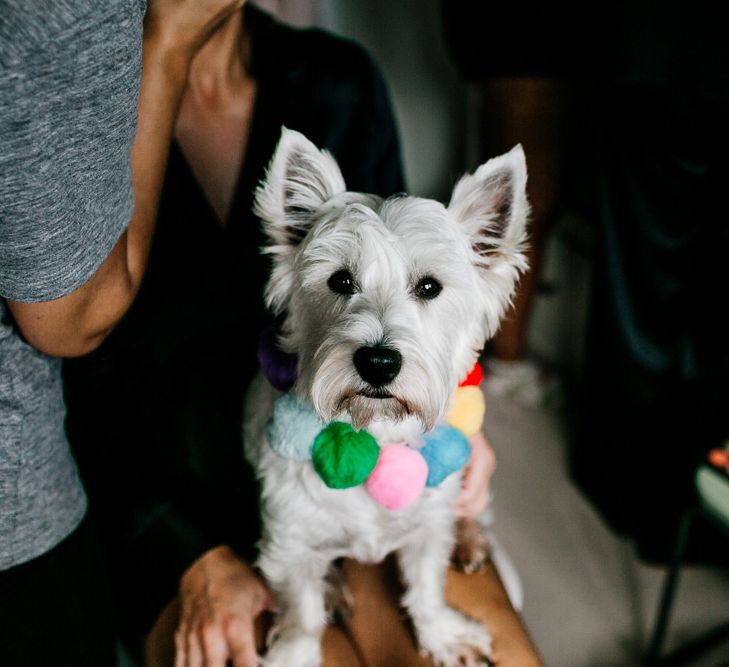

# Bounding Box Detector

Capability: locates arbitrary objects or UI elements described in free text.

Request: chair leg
[644,510,695,665]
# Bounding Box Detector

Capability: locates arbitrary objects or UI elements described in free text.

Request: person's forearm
[7,32,191,357]
[126,34,190,287]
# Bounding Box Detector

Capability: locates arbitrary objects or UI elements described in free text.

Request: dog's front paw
[324,561,354,623]
[416,607,493,667]
[451,517,491,574]
[262,634,321,667]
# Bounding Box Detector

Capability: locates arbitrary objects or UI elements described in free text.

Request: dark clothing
[572,2,729,560]
[440,0,601,79]
[0,516,116,667]
[63,5,404,641]
[1,2,142,663]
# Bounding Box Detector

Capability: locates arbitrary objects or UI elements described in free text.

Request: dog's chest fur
[244,374,460,564]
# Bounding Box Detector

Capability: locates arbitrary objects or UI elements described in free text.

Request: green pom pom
[312,422,380,489]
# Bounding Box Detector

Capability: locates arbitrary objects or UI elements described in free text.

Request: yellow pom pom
[447,385,486,437]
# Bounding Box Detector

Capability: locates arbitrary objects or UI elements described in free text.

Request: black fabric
[440,0,604,79]
[570,1,729,562]
[62,5,404,642]
[0,515,116,667]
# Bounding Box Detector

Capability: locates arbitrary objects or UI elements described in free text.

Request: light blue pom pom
[421,425,471,487]
[266,393,323,460]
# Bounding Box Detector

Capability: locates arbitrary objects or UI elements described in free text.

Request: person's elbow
[7,298,119,358]
[27,323,113,358]
[6,229,145,356]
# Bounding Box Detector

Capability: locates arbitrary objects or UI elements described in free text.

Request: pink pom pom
[365,444,428,511]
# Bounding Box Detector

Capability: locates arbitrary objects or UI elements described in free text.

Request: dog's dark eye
[328,269,357,296]
[413,276,442,300]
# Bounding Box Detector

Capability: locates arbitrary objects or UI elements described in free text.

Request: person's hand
[453,431,497,518]
[175,545,273,667]
[145,0,246,60]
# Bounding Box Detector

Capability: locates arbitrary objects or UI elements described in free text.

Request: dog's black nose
[353,346,402,387]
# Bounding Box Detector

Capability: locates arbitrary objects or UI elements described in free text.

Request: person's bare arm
[6,0,244,358]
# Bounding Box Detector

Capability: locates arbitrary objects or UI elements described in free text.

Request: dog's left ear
[448,144,529,273]
[255,127,346,251]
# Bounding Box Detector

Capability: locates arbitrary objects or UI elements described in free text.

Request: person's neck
[186,11,250,107]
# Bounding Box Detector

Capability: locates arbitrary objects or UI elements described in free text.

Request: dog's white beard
[303,340,451,433]
[336,394,416,431]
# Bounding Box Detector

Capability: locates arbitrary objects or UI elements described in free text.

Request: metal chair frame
[645,504,729,666]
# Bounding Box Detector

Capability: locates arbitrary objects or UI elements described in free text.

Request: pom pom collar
[260,323,484,511]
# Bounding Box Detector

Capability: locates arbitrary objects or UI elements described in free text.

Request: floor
[484,382,729,667]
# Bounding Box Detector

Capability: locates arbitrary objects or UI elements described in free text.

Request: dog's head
[255,128,528,432]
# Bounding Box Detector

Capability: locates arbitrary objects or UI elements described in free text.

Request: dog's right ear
[255,127,346,251]
[255,127,346,314]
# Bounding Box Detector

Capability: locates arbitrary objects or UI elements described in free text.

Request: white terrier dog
[244,128,528,666]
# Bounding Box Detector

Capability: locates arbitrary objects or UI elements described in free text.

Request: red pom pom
[459,362,484,387]
[708,448,729,469]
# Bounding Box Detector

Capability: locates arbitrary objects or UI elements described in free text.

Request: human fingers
[454,470,483,516]
[145,0,245,57]
[226,575,272,666]
[175,599,206,667]
[249,574,275,614]
[174,618,190,667]
[225,617,260,667]
[454,478,490,517]
[198,622,229,667]
[185,627,205,667]
[454,434,495,517]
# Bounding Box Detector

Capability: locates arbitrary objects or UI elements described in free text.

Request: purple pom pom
[258,323,298,391]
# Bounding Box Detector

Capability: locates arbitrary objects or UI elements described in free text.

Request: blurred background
[250,1,729,665]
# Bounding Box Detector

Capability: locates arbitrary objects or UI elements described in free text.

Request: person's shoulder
[0,0,144,303]
[0,0,144,62]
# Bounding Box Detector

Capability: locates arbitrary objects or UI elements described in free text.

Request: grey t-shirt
[0,0,144,569]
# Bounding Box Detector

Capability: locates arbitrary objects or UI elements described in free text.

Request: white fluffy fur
[244,128,528,666]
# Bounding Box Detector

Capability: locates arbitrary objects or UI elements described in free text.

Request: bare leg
[480,78,571,361]
[340,559,543,667]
